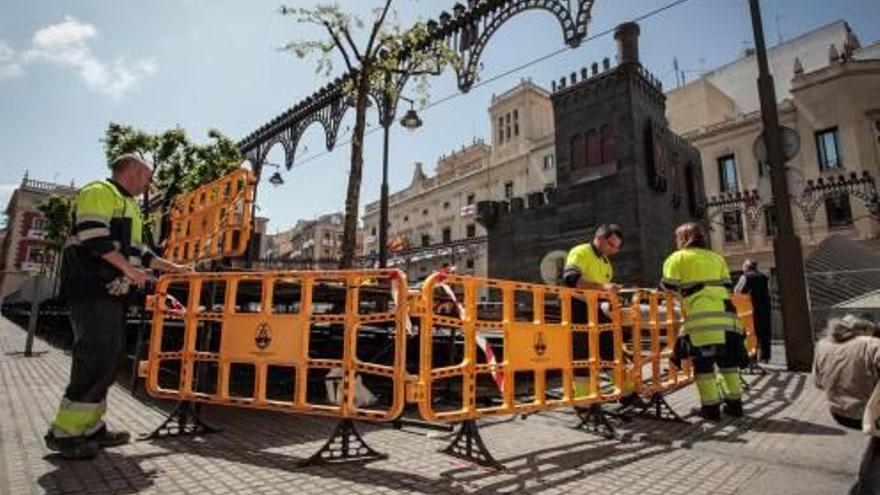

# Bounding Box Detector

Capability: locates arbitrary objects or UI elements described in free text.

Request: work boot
[693,404,721,422]
[87,425,130,448]
[44,431,100,460]
[723,399,744,418]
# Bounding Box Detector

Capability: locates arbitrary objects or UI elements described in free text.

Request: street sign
[754,125,800,165]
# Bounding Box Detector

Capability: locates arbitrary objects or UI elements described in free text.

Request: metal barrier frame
[164,168,256,264]
[142,269,408,422]
[417,273,641,423]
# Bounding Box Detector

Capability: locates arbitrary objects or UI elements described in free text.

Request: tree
[36,195,72,276]
[102,123,242,244]
[282,1,459,268]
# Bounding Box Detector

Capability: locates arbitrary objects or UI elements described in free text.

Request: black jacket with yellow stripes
[60,179,154,301]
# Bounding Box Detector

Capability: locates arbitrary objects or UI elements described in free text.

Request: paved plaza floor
[0,316,867,494]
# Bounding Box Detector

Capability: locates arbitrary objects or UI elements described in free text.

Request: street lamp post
[748,0,813,371]
[378,89,422,269]
[245,162,284,267]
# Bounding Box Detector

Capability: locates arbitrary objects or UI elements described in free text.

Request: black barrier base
[140,401,222,440]
[633,393,686,423]
[300,419,387,467]
[442,420,505,471]
[575,404,621,440]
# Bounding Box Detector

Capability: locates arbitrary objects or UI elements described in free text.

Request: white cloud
[0,41,24,80]
[13,17,158,98]
[0,184,16,210]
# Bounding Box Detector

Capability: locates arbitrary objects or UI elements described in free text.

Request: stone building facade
[0,174,76,299]
[666,21,880,270]
[479,23,705,287]
[265,212,361,269]
[361,80,556,281]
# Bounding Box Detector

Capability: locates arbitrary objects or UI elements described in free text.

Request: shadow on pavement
[440,437,675,494]
[37,451,165,495]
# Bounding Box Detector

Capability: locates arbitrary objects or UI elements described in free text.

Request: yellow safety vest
[662,247,743,347]
[564,243,613,285]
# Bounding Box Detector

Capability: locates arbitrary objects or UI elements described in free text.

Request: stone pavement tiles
[0,316,867,495]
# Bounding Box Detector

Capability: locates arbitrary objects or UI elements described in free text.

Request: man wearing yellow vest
[662,222,746,421]
[45,154,189,459]
[563,224,642,407]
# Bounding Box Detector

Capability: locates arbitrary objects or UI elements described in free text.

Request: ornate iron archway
[239,0,598,171]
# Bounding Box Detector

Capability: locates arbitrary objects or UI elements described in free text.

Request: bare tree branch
[342,29,363,62]
[322,21,354,71]
[365,0,393,57]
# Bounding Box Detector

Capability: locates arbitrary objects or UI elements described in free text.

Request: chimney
[614,22,641,66]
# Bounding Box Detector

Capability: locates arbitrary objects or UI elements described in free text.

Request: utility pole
[748,0,813,371]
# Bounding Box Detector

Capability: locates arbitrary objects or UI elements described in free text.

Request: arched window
[644,121,667,191]
[585,129,600,167]
[685,161,706,218]
[600,124,616,164]
[570,133,585,170]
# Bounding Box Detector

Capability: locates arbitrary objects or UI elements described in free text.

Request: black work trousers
[64,298,127,404]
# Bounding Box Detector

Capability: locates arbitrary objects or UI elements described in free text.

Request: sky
[1,0,879,233]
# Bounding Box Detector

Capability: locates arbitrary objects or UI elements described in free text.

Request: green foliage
[101,123,242,207]
[36,195,72,262]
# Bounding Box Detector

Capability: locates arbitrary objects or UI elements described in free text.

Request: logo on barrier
[255,322,272,350]
[534,331,547,357]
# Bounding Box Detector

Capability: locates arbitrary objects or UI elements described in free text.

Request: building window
[466,223,476,238]
[764,206,778,237]
[443,201,450,209]
[600,124,616,164]
[370,226,376,235]
[504,181,514,199]
[497,117,504,143]
[421,234,431,247]
[467,193,475,205]
[442,227,452,244]
[718,155,738,193]
[31,217,47,231]
[816,127,842,171]
[403,215,409,222]
[570,133,585,170]
[466,258,475,270]
[323,232,330,240]
[543,154,554,169]
[25,246,46,266]
[505,113,511,139]
[723,210,745,243]
[825,193,853,228]
[513,109,519,136]
[422,208,428,216]
[585,129,600,168]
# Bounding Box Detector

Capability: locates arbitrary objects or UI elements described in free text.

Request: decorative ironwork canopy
[706,170,879,230]
[239,0,597,172]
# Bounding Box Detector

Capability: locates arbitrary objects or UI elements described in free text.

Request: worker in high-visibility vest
[662,222,746,421]
[45,154,190,460]
[563,224,642,407]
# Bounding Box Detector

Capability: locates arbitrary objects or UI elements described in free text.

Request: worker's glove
[671,334,690,368]
[105,276,132,297]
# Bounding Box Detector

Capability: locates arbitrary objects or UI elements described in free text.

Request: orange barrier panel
[731,294,758,359]
[627,290,693,397]
[163,168,256,264]
[416,273,638,423]
[141,269,408,422]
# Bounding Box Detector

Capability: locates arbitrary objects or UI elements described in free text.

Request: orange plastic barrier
[163,168,256,264]
[731,294,758,359]
[416,273,645,423]
[628,290,693,397]
[141,269,409,422]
